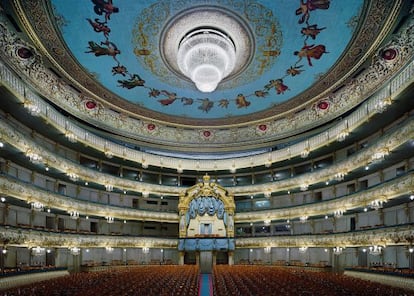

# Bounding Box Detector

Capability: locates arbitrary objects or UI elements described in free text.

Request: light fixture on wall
[69,210,79,220]
[104,148,113,159]
[301,140,310,158]
[370,199,384,210]
[142,247,150,254]
[23,99,41,116]
[69,247,80,256]
[31,201,44,212]
[333,209,345,218]
[299,216,308,223]
[298,246,308,253]
[337,120,349,142]
[334,171,346,182]
[300,184,309,191]
[104,184,114,192]
[31,246,46,256]
[333,246,343,255]
[177,29,236,93]
[25,149,42,164]
[105,246,114,254]
[371,148,389,163]
[264,246,271,254]
[64,130,77,143]
[374,97,392,113]
[106,216,114,224]
[369,245,383,256]
[300,148,310,158]
[66,171,79,182]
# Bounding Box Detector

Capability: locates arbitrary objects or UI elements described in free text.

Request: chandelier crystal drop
[177,29,236,93]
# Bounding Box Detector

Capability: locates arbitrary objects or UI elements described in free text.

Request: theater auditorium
[0,0,414,295]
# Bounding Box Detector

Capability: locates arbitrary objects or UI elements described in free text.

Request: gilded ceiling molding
[0,114,413,199]
[231,117,414,196]
[0,54,402,170]
[236,223,414,248]
[235,173,414,223]
[1,223,412,250]
[0,175,179,223]
[0,226,177,249]
[0,4,412,152]
[0,170,411,225]
[0,53,412,169]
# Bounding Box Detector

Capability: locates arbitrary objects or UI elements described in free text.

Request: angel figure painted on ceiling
[301,24,326,40]
[265,79,289,94]
[294,44,328,66]
[86,18,111,38]
[86,40,120,61]
[117,74,145,89]
[296,0,331,24]
[91,0,119,22]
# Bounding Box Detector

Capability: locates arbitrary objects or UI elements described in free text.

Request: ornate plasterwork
[178,175,235,211]
[1,223,412,250]
[236,224,414,248]
[0,226,177,249]
[0,113,413,200]
[235,173,414,223]
[0,166,412,225]
[178,174,235,237]
[1,53,408,169]
[0,1,411,152]
[0,175,179,223]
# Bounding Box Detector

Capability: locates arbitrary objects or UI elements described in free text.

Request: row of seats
[0,266,199,296]
[212,265,414,296]
[2,265,413,295]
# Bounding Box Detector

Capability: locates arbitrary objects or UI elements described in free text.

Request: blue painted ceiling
[51,0,363,120]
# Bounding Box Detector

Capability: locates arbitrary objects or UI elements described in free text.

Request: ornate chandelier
[177,29,236,92]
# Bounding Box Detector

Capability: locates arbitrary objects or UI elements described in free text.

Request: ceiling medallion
[160,5,254,90]
[134,1,282,92]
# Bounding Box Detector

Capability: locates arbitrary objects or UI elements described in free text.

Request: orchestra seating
[0,266,199,296]
[2,265,414,295]
[212,265,414,296]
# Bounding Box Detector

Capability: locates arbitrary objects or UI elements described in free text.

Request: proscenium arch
[178,174,235,238]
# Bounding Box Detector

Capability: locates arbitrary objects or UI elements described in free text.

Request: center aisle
[199,273,213,296]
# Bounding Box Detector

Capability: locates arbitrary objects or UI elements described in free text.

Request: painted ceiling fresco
[50,0,363,119]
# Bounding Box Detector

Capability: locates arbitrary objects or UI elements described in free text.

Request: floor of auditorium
[1,265,414,296]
